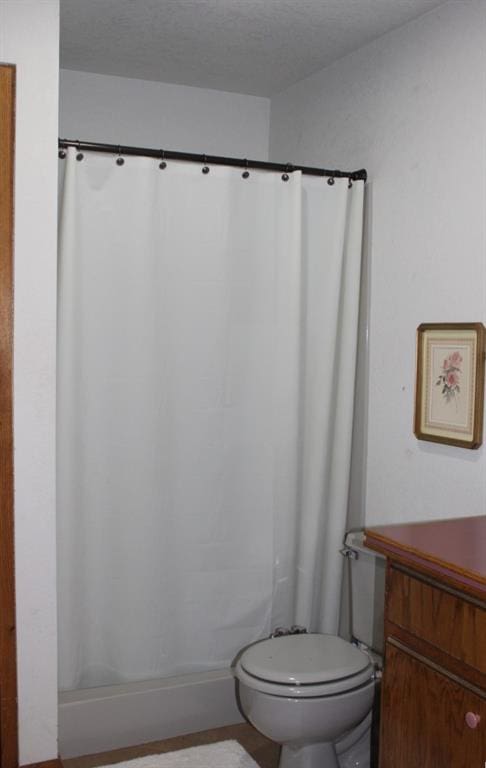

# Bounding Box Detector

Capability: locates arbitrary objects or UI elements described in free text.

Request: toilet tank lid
[239,633,371,685]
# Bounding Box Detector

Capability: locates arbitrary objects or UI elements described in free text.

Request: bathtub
[59,668,243,758]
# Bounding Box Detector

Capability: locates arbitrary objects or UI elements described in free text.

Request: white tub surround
[58,670,243,758]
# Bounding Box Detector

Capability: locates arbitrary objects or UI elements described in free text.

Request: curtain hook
[348,178,353,188]
[116,145,125,166]
[202,154,210,174]
[76,140,84,162]
[159,149,167,170]
[242,159,250,179]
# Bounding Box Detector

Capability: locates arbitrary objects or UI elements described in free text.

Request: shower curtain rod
[58,138,367,182]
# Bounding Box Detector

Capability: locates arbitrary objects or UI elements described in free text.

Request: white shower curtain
[57,148,364,691]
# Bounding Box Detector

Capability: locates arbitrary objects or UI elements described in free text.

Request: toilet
[234,530,385,768]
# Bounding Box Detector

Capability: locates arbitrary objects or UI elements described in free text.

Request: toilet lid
[239,633,370,685]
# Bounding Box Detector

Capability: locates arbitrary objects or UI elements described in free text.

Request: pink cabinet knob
[465,712,481,729]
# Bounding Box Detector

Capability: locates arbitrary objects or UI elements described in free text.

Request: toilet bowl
[235,633,376,768]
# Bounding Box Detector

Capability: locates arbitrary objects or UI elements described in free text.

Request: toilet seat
[235,633,374,698]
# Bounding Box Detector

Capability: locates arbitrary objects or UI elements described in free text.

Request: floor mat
[96,740,260,768]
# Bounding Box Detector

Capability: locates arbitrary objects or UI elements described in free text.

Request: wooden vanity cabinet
[365,517,486,768]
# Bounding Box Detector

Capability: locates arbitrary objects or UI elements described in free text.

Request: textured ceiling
[60,0,448,97]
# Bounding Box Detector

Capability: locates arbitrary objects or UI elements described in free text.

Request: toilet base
[279,742,338,768]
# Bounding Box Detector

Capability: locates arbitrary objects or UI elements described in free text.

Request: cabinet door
[380,641,486,768]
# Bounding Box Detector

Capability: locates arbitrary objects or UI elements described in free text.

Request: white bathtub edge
[59,669,244,758]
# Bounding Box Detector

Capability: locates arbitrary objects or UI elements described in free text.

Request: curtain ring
[116,146,125,166]
[327,176,335,186]
[76,140,84,162]
[202,155,210,174]
[282,162,293,182]
[242,159,250,179]
[159,149,167,170]
[58,145,67,159]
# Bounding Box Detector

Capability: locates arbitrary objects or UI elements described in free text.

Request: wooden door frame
[0,62,18,768]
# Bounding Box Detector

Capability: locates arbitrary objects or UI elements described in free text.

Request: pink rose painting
[436,351,462,403]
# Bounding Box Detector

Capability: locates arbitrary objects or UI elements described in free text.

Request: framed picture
[414,323,486,449]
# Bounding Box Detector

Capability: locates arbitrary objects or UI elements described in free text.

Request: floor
[62,723,280,768]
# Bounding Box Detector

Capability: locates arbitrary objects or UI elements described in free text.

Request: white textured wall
[60,69,270,159]
[0,1,59,764]
[270,0,486,526]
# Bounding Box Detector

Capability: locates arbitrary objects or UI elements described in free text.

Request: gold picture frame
[414,323,486,449]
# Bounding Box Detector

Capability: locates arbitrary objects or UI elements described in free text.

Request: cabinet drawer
[387,566,486,673]
[380,641,486,768]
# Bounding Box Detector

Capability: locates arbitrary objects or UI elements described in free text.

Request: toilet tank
[342,530,386,655]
